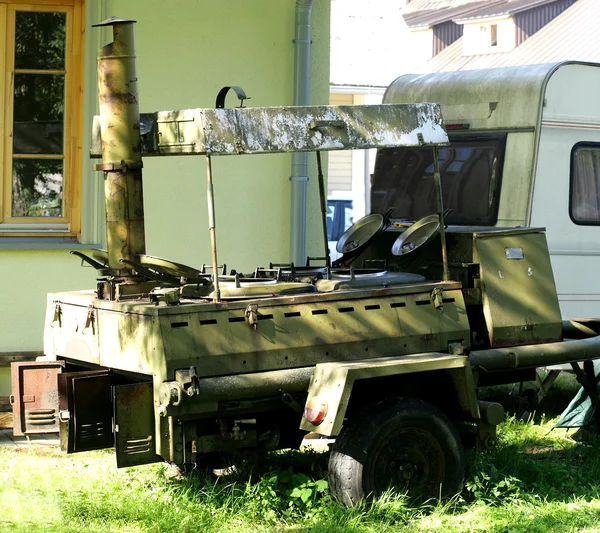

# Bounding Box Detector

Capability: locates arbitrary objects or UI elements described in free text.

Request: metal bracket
[187,366,200,397]
[92,160,143,172]
[281,392,303,412]
[431,287,444,312]
[52,303,62,327]
[83,305,95,334]
[245,304,258,329]
[215,86,250,109]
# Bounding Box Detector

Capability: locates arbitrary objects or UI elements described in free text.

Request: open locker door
[58,370,114,453]
[10,361,64,436]
[114,382,160,467]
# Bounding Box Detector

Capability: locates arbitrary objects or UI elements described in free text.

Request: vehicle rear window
[370,136,505,225]
[570,143,600,225]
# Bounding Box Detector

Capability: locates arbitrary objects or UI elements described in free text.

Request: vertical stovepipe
[93,17,146,270]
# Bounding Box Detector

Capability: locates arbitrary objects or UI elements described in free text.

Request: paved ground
[0,428,59,448]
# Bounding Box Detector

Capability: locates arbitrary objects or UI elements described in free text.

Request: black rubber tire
[328,397,465,506]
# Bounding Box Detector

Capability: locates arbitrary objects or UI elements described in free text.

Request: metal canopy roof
[91,103,449,158]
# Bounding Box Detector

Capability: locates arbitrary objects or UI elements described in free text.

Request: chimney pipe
[93,17,146,271]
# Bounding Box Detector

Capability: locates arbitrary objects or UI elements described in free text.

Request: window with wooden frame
[0,1,83,237]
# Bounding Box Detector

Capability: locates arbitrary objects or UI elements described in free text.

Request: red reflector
[305,397,328,425]
[445,123,470,130]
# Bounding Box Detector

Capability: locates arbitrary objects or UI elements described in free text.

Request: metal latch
[431,287,444,312]
[52,302,62,327]
[58,410,70,422]
[245,304,258,329]
[187,366,200,397]
[82,305,95,334]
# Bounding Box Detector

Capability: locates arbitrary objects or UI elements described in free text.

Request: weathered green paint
[95,19,146,270]
[91,103,448,157]
[474,230,562,347]
[22,11,600,481]
[300,353,479,436]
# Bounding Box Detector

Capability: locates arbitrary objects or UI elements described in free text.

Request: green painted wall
[0,249,97,352]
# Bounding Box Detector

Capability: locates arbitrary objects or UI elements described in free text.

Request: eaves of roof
[403,0,502,29]
[454,0,561,22]
[423,0,598,72]
[402,0,477,16]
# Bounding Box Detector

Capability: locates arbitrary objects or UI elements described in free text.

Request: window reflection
[571,145,600,224]
[12,159,63,218]
[11,10,66,218]
[14,11,66,70]
[371,137,505,226]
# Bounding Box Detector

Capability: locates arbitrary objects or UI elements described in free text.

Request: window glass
[14,11,66,70]
[343,202,353,232]
[326,203,335,240]
[370,136,505,226]
[10,10,67,219]
[571,145,600,224]
[12,159,63,217]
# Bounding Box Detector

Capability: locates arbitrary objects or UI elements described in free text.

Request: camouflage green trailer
[11,19,600,506]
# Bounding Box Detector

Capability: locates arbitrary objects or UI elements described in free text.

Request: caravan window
[370,136,505,225]
[570,144,600,225]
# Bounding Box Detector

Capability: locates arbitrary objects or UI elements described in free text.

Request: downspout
[290,0,313,265]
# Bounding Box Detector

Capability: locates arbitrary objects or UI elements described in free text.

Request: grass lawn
[2,376,600,533]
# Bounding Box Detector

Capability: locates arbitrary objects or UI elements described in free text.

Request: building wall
[514,0,577,46]
[433,20,463,56]
[410,28,434,62]
[462,18,516,55]
[1,1,331,393]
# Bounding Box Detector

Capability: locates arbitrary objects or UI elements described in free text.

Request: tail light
[304,397,328,425]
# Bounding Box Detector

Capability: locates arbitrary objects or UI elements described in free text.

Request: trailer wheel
[328,398,465,506]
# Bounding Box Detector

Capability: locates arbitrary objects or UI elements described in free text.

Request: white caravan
[373,61,600,319]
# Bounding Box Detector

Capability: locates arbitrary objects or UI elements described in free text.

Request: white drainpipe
[290,0,314,265]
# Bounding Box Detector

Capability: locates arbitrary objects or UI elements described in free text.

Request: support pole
[316,152,330,267]
[432,146,449,281]
[206,155,221,302]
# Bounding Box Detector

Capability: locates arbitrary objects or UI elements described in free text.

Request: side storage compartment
[10,361,64,436]
[58,371,160,467]
[58,370,113,453]
[114,382,160,467]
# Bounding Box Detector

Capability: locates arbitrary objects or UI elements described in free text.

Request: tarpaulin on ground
[555,361,600,428]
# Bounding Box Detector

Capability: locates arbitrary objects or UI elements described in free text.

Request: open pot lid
[391,214,440,256]
[336,213,385,256]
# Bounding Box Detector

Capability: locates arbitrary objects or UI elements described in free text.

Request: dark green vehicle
[11,19,600,506]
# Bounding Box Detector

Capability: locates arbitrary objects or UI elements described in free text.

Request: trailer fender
[300,352,480,436]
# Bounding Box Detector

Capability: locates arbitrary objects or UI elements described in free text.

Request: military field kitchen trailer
[10,21,600,506]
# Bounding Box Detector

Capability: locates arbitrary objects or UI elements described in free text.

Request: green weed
[4,412,600,532]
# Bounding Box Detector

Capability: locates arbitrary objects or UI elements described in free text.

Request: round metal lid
[391,214,440,256]
[336,213,385,255]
